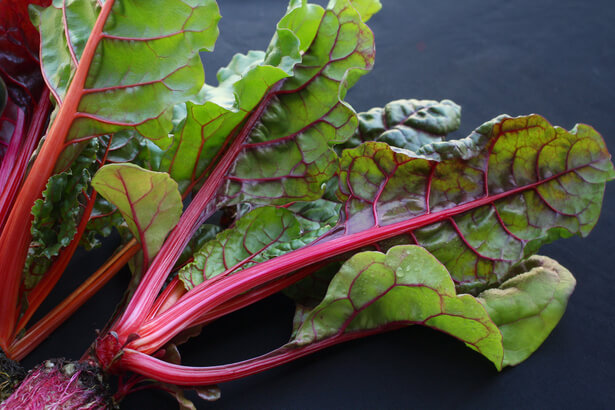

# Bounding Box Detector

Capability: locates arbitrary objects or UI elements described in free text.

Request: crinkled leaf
[101,131,164,170]
[477,255,576,367]
[340,99,461,152]
[23,138,98,290]
[30,0,220,141]
[291,245,504,369]
[179,205,336,289]
[91,164,182,271]
[81,195,126,251]
[333,114,614,291]
[282,197,343,307]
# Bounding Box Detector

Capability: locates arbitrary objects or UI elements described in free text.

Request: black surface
[23,0,615,408]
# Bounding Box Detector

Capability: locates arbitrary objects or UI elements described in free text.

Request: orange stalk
[14,133,115,337]
[8,239,139,361]
[0,0,116,349]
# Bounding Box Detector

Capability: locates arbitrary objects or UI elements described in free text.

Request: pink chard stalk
[0,0,613,408]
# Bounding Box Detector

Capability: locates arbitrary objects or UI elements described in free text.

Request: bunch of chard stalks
[0,0,613,408]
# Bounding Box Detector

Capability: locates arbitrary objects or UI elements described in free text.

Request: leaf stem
[0,0,116,350]
[14,133,115,337]
[129,163,597,354]
[7,239,139,361]
[120,324,403,386]
[111,81,285,340]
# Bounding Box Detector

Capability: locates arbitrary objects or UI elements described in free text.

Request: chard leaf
[291,245,504,369]
[220,0,376,206]
[81,131,167,250]
[159,1,325,193]
[340,99,461,151]
[23,138,98,290]
[347,0,382,22]
[30,0,221,141]
[165,0,376,205]
[102,131,163,170]
[81,195,126,251]
[0,0,50,231]
[477,255,576,367]
[333,114,614,290]
[91,163,182,272]
[179,205,336,289]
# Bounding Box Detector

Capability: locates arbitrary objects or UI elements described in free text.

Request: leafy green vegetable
[24,139,98,290]
[477,255,576,366]
[179,205,337,289]
[159,1,324,193]
[160,0,376,207]
[290,245,504,369]
[91,164,182,272]
[336,115,614,291]
[30,0,221,141]
[340,98,461,152]
[0,0,612,407]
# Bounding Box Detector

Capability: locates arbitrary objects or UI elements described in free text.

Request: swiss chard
[0,0,613,408]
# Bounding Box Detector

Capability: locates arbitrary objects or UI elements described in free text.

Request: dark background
[23,0,615,408]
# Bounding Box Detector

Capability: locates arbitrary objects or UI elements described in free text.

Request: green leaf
[477,255,576,367]
[91,163,182,272]
[346,0,382,22]
[282,197,343,308]
[30,0,221,141]
[220,0,376,206]
[339,99,461,152]
[161,1,324,193]
[335,115,614,291]
[291,245,504,369]
[23,138,99,290]
[163,0,375,205]
[80,132,164,250]
[179,205,337,289]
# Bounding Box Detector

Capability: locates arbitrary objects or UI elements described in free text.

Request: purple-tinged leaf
[159,0,325,192]
[131,115,613,360]
[0,0,50,111]
[163,0,376,204]
[332,114,614,290]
